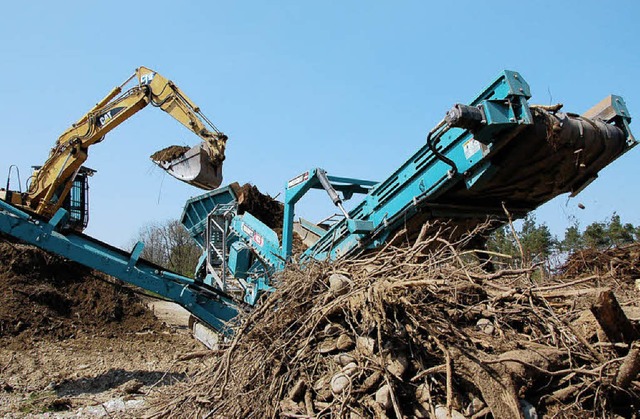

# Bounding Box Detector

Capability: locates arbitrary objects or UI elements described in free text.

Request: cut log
[590,289,639,347]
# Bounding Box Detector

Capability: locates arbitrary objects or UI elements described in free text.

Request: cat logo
[98,111,113,127]
[96,107,125,128]
[140,72,155,85]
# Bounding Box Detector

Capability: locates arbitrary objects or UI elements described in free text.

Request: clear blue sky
[1,1,639,248]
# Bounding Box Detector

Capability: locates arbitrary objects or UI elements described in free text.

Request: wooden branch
[543,383,582,403]
[531,275,597,292]
[303,388,315,417]
[410,364,446,382]
[615,341,640,388]
[539,287,609,299]
[391,279,447,288]
[177,349,225,361]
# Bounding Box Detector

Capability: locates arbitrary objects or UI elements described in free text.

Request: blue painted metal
[611,95,634,146]
[299,218,328,237]
[230,212,282,270]
[1,69,636,338]
[180,184,238,249]
[173,69,637,333]
[589,95,635,146]
[181,190,284,304]
[128,241,145,270]
[0,204,240,335]
[282,169,377,259]
[228,213,281,304]
[300,70,534,262]
[227,241,251,279]
[211,70,637,311]
[0,198,31,220]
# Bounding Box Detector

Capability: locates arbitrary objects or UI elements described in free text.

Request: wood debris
[151,232,640,418]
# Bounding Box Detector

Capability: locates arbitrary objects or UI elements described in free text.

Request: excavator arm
[24,66,227,222]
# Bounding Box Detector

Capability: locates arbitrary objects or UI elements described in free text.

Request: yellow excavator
[0,66,228,231]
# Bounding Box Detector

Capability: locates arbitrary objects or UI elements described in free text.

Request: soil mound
[154,233,640,418]
[231,182,284,229]
[230,182,308,253]
[150,145,190,162]
[0,237,160,346]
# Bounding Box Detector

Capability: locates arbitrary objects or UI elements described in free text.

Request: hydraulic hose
[426,121,458,175]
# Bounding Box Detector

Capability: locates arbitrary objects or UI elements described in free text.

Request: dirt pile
[150,145,190,162]
[0,237,160,346]
[154,231,640,418]
[231,182,284,229]
[230,182,308,253]
[0,237,203,416]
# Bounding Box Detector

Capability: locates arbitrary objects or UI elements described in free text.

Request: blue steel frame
[178,69,636,329]
[191,70,537,305]
[1,70,635,336]
[0,200,239,335]
[299,70,534,262]
[282,169,377,259]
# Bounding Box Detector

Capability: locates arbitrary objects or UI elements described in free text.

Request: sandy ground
[0,300,205,418]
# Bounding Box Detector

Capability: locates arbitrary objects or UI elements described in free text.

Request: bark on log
[615,341,640,388]
[451,348,523,419]
[590,290,639,347]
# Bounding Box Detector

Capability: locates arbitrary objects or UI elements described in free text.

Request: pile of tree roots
[154,227,640,418]
[562,242,640,282]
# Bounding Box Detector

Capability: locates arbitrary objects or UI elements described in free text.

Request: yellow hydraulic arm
[23,66,227,220]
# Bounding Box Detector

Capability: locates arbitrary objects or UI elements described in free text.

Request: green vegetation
[487,212,640,269]
[132,213,639,278]
[132,219,200,278]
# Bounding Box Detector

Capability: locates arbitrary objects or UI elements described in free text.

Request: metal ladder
[205,203,236,292]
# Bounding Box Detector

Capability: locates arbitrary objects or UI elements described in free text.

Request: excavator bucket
[151,143,223,190]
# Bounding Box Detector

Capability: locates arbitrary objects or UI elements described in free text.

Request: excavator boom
[22,66,227,225]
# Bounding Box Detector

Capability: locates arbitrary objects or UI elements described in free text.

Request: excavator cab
[61,167,94,231]
[28,165,95,232]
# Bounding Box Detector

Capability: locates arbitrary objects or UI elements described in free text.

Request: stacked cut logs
[153,231,640,418]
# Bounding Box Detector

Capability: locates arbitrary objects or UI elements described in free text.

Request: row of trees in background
[132,213,639,277]
[486,212,640,267]
[132,219,201,277]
